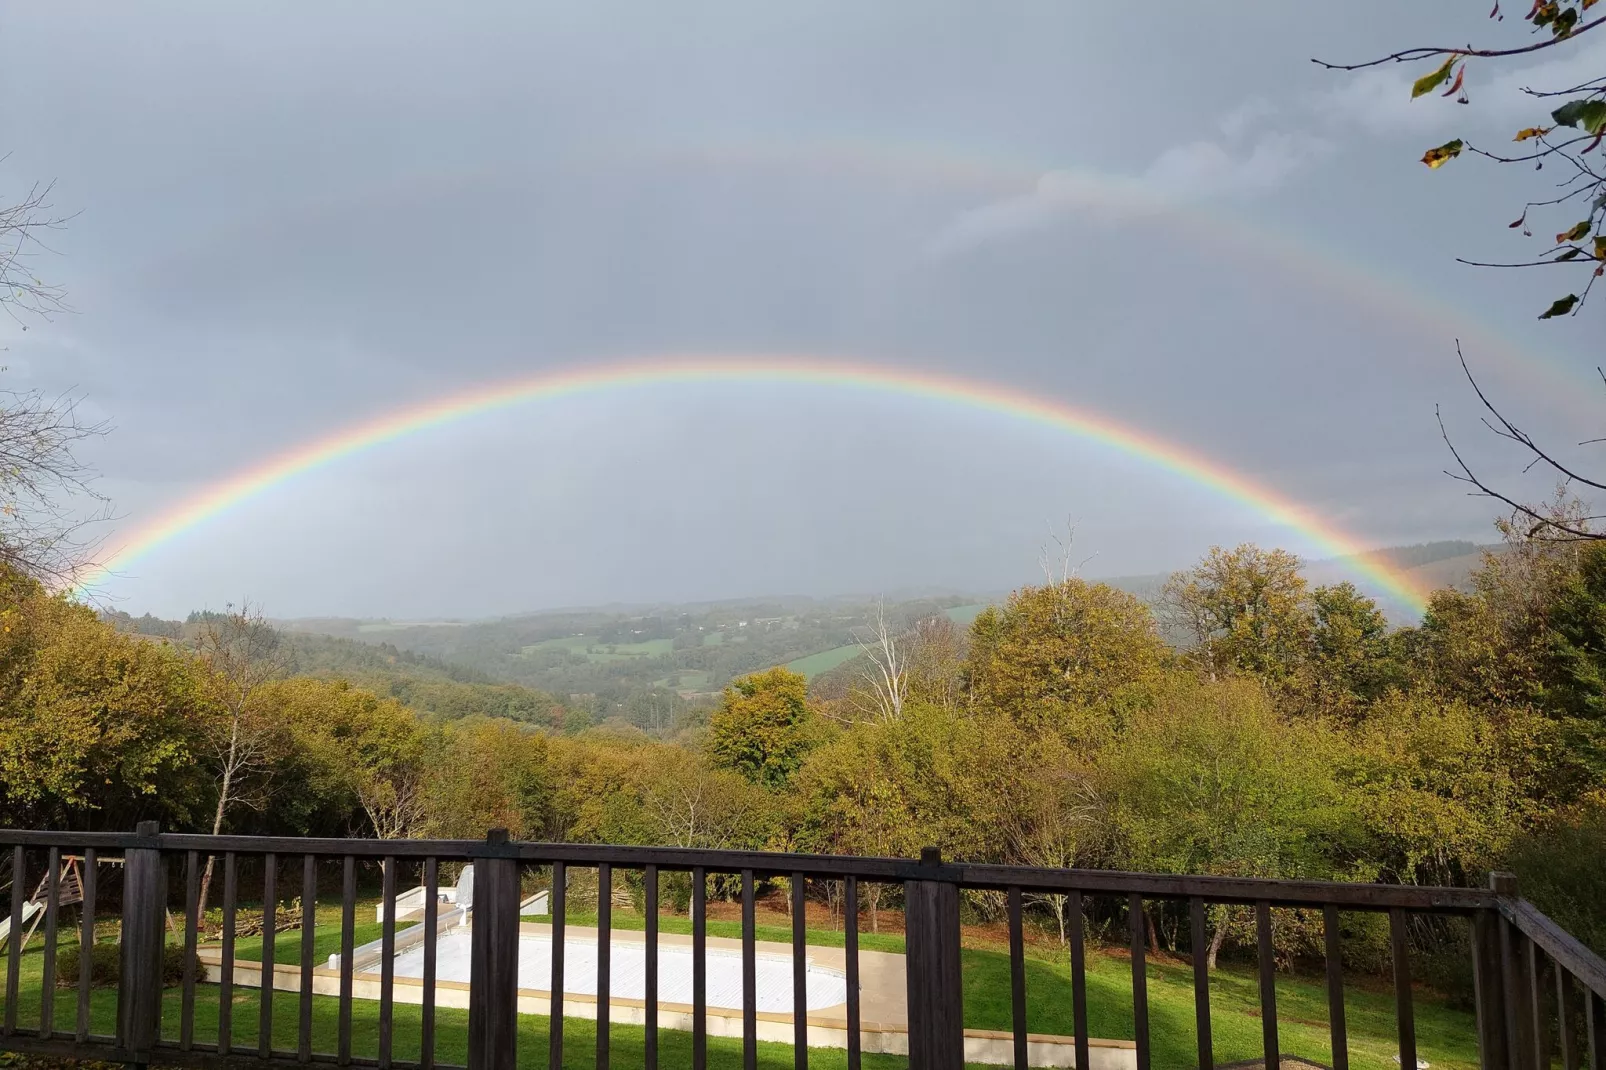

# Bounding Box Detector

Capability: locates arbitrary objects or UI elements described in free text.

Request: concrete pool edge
[197,949,1138,1070]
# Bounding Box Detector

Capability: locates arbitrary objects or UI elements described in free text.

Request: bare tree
[1,177,71,325]
[194,603,286,914]
[0,390,110,587]
[0,176,104,587]
[850,597,908,723]
[1439,344,1606,541]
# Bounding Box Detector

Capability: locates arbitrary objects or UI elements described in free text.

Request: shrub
[56,942,199,988]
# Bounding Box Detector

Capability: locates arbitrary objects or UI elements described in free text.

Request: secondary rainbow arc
[79,357,1434,613]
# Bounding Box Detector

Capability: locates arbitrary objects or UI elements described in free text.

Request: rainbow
[79,356,1434,613]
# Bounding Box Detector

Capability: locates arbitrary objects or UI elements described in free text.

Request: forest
[3,513,1603,983]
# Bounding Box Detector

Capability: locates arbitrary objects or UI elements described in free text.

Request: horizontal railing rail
[0,826,1599,1070]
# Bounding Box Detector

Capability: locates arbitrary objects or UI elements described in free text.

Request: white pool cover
[392,932,849,1013]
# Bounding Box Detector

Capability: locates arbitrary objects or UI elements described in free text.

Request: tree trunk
[196,732,237,918]
[1147,909,1161,954]
[1207,918,1228,970]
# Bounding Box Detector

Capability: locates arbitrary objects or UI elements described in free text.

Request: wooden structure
[0,825,1601,1070]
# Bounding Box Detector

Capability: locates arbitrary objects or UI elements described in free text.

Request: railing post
[116,821,167,1063]
[904,846,962,1070]
[468,829,520,1070]
[1475,872,1517,1070]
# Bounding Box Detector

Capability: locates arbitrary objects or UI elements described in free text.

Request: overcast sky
[3,2,1602,619]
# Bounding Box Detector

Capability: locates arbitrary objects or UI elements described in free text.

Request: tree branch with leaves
[1317,0,1606,317]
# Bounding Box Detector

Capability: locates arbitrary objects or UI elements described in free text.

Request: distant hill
[101,610,569,728]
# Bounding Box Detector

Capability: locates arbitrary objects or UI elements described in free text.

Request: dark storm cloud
[0,1,1582,616]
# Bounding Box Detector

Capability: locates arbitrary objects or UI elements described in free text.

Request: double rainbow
[81,356,1435,614]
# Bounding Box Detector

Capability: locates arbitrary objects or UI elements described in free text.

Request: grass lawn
[785,645,862,680]
[0,911,1480,1070]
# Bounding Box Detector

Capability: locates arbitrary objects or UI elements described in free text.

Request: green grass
[0,919,1480,1070]
[945,604,990,626]
[702,631,725,647]
[785,645,862,680]
[521,636,674,662]
[231,920,418,966]
[0,942,907,1070]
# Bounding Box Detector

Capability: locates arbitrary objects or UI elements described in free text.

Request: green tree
[1103,675,1355,965]
[1162,544,1311,681]
[705,667,815,789]
[1293,582,1403,717]
[0,566,212,829]
[965,580,1166,737]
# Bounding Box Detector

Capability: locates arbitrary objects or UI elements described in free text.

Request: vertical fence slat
[550,860,567,1070]
[1587,989,1605,1070]
[181,849,199,1050]
[1009,885,1027,1070]
[1130,893,1150,1070]
[692,865,707,1070]
[903,849,962,1070]
[261,853,277,1059]
[76,847,96,1042]
[379,856,396,1070]
[1557,964,1576,1070]
[39,845,58,1039]
[741,869,756,1070]
[1324,904,1348,1070]
[1473,908,1508,1070]
[844,876,861,1070]
[1257,900,1279,1070]
[1190,897,1214,1070]
[338,856,354,1067]
[644,864,658,1070]
[792,872,807,1070]
[1503,918,1537,1070]
[117,822,166,1061]
[1391,908,1417,1070]
[1069,889,1090,1070]
[219,852,237,1055]
[467,830,519,1070]
[597,862,611,1070]
[422,857,438,1070]
[299,854,317,1063]
[5,845,24,1036]
[1527,939,1547,1070]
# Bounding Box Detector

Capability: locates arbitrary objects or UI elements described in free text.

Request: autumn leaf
[1443,67,1467,98]
[1555,248,1583,260]
[1413,55,1459,98]
[1540,293,1580,318]
[1594,235,1606,258]
[1510,212,1528,228]
[1422,139,1464,168]
[1588,0,1601,9]
[1514,126,1553,141]
[1558,221,1592,242]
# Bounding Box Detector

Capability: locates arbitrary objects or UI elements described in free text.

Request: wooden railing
[0,825,1600,1070]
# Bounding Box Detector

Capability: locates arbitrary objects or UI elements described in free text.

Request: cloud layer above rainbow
[79,356,1434,614]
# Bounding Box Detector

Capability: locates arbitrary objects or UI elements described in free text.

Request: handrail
[0,830,1502,910]
[1501,896,1606,999]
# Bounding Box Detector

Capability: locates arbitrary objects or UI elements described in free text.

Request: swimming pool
[391,931,849,1013]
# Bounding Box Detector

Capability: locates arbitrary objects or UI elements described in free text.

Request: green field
[702,631,725,646]
[522,636,674,661]
[945,603,990,626]
[653,670,711,690]
[785,644,862,680]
